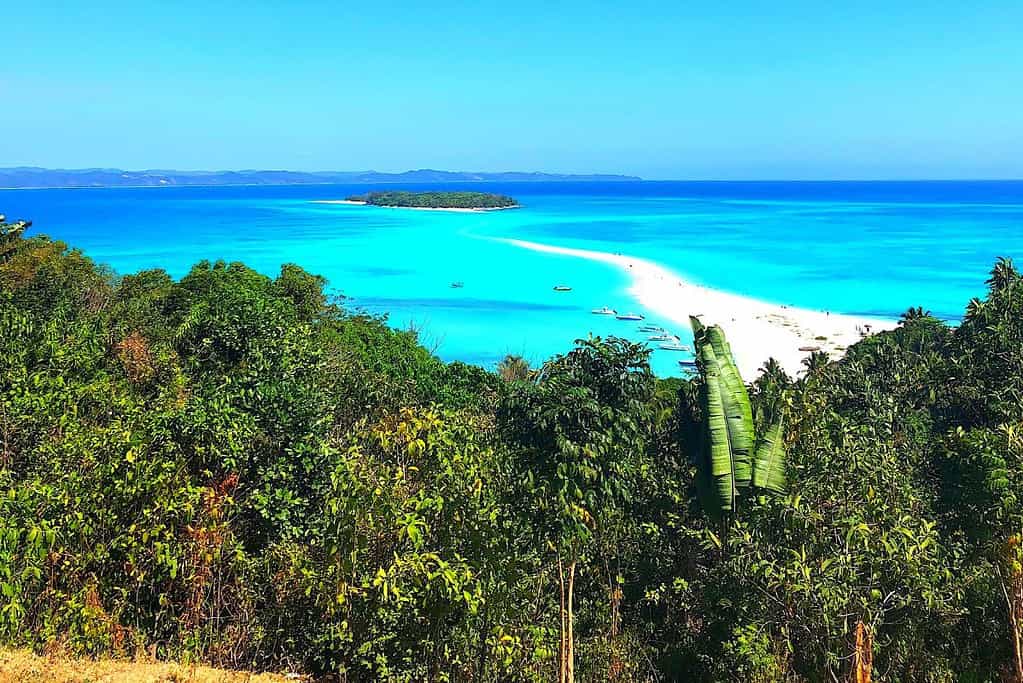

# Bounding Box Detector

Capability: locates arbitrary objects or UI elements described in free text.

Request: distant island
[332,190,520,211]
[0,167,641,189]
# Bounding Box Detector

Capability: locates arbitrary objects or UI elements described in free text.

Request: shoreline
[494,237,897,379]
[311,199,520,213]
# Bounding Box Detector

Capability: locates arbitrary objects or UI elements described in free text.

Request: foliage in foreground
[1,219,1022,681]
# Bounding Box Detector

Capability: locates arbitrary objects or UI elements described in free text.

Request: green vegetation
[345,190,519,209]
[687,317,787,515]
[2,215,1023,681]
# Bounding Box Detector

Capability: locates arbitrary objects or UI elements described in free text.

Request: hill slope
[0,167,641,188]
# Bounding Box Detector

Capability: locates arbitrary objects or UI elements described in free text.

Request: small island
[315,190,520,212]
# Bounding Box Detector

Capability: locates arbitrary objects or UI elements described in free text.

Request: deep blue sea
[3,181,1022,376]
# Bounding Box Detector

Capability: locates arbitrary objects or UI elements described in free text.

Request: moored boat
[553,285,572,292]
[591,306,617,315]
[659,343,691,351]
[616,312,645,321]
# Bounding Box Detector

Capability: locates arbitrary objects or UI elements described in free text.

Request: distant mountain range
[0,167,641,189]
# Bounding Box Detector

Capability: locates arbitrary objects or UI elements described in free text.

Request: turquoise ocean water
[3,181,1021,376]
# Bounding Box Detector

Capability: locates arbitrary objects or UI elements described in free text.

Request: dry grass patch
[0,649,302,683]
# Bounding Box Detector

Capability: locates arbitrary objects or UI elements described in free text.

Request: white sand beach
[311,200,519,213]
[312,199,369,206]
[497,238,897,380]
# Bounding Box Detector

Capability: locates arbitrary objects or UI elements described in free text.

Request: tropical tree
[497,354,533,382]
[499,336,654,683]
[899,305,931,324]
[0,216,30,263]
[297,407,526,680]
[940,422,1023,679]
[987,256,1019,294]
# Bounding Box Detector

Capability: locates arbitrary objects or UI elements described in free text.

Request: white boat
[639,325,663,332]
[659,343,691,351]
[616,312,645,321]
[648,334,677,341]
[553,285,572,292]
[591,306,617,315]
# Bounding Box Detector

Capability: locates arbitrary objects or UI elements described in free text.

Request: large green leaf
[700,342,736,512]
[691,318,759,513]
[689,315,706,339]
[706,326,754,489]
[752,416,787,494]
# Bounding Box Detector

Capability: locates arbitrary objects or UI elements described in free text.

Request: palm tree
[801,350,831,378]
[987,256,1019,293]
[497,354,532,382]
[899,306,932,325]
[965,297,986,321]
[752,357,791,429]
[757,358,790,386]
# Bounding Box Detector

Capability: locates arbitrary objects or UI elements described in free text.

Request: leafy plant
[688,317,787,515]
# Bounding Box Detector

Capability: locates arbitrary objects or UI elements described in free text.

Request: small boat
[798,345,821,352]
[616,312,645,321]
[591,306,617,315]
[648,334,677,341]
[450,281,464,289]
[553,285,572,292]
[678,359,697,367]
[659,343,691,351]
[639,325,663,332]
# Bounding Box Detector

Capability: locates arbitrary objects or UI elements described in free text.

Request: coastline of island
[313,190,521,213]
[311,199,520,213]
[493,237,898,379]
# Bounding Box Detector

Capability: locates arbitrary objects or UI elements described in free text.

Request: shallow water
[4,180,1021,376]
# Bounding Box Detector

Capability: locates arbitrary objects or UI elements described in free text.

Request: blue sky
[3,1,1021,179]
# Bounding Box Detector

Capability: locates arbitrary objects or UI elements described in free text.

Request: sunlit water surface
[5,181,1021,376]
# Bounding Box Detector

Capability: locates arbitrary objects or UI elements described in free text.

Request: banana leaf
[706,326,754,489]
[689,315,706,339]
[700,343,736,512]
[752,416,786,494]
